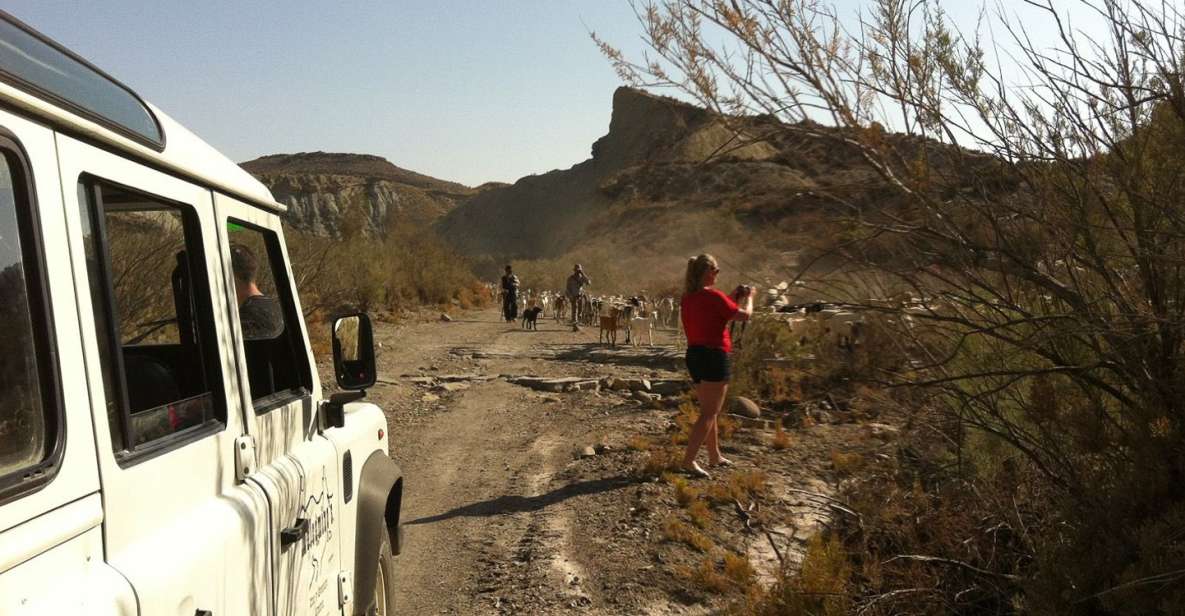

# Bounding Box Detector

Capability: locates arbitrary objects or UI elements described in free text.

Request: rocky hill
[436,87,932,290]
[242,152,474,235]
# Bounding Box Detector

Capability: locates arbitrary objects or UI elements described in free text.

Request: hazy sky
[6,2,1107,187]
[7,1,650,186]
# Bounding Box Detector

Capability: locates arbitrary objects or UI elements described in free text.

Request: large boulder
[729,396,762,419]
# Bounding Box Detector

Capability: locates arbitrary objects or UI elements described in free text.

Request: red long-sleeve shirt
[681,288,739,352]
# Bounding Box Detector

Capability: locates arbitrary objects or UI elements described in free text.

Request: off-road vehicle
[0,11,403,615]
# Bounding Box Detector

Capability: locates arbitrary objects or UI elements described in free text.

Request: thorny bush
[609,0,1185,612]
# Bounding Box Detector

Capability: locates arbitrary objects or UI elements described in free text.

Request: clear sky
[5,2,1107,187]
[6,1,651,187]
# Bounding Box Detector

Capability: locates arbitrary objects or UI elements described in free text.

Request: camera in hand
[732,284,753,300]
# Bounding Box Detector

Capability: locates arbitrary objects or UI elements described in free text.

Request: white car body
[0,11,402,616]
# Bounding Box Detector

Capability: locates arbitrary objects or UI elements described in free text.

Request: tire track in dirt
[359,308,688,614]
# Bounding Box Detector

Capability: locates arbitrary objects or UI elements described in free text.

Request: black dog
[521,306,543,330]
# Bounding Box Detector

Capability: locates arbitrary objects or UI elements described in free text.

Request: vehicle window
[0,17,162,147]
[227,221,311,408]
[0,145,59,489]
[77,179,224,455]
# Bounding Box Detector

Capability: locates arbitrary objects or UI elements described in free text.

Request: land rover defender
[0,11,403,615]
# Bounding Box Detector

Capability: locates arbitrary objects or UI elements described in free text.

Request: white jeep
[0,11,403,616]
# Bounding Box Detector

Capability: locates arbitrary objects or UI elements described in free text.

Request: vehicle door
[214,193,343,616]
[57,135,272,616]
[0,109,140,613]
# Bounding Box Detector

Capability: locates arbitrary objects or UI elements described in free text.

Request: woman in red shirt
[680,254,755,478]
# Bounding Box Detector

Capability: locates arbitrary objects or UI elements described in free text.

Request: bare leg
[705,415,720,464]
[683,381,727,472]
[705,384,728,464]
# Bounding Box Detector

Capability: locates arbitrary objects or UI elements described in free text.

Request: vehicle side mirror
[332,313,376,391]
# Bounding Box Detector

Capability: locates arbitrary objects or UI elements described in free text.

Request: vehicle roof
[0,13,284,213]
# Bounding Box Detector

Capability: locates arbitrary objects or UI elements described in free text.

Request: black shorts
[685,346,731,383]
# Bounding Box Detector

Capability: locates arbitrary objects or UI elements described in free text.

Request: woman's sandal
[709,457,735,468]
[682,462,712,479]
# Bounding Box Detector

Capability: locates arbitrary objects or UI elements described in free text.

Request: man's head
[574,264,583,273]
[230,243,262,303]
[505,264,513,274]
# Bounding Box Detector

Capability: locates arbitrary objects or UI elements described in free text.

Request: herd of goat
[487,282,874,351]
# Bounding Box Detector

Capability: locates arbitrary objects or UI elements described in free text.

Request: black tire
[375,532,397,616]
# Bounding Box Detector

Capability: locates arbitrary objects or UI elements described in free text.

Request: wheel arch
[353,449,403,615]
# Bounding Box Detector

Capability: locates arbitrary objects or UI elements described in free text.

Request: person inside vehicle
[565,264,591,324]
[501,264,520,322]
[231,242,284,339]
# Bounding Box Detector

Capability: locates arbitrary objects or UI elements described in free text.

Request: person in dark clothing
[565,264,591,324]
[231,243,284,339]
[501,265,520,322]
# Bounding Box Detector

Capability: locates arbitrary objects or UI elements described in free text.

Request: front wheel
[375,532,397,615]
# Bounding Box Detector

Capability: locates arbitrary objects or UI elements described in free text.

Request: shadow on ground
[407,475,640,526]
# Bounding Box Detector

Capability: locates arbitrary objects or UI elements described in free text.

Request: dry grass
[717,412,738,440]
[722,552,757,588]
[679,557,734,594]
[733,470,768,498]
[626,435,653,451]
[677,553,759,596]
[830,450,864,475]
[663,517,716,553]
[673,400,740,446]
[687,499,713,529]
[666,474,702,507]
[673,401,698,445]
[740,534,851,615]
[771,423,792,450]
[642,446,683,477]
[703,470,769,505]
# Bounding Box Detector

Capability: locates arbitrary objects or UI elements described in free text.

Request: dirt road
[361,308,686,614]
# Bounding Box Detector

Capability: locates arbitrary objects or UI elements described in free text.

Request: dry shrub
[704,470,769,505]
[830,450,864,475]
[673,401,698,445]
[305,312,333,359]
[613,1,1185,610]
[678,554,759,597]
[722,553,757,589]
[668,475,702,507]
[663,518,716,553]
[642,446,683,477]
[674,400,738,446]
[732,470,768,499]
[738,534,852,616]
[717,412,738,440]
[286,218,484,326]
[679,557,734,594]
[626,435,653,451]
[771,423,791,450]
[687,499,713,529]
[731,313,909,414]
[677,554,758,597]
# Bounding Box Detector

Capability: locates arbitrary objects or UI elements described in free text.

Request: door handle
[280,517,309,548]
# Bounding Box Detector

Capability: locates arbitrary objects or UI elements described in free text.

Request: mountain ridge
[241,151,475,235]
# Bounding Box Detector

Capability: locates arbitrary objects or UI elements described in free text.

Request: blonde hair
[684,254,718,295]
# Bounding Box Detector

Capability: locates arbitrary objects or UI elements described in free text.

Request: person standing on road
[501,265,520,322]
[565,264,591,324]
[679,254,754,478]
